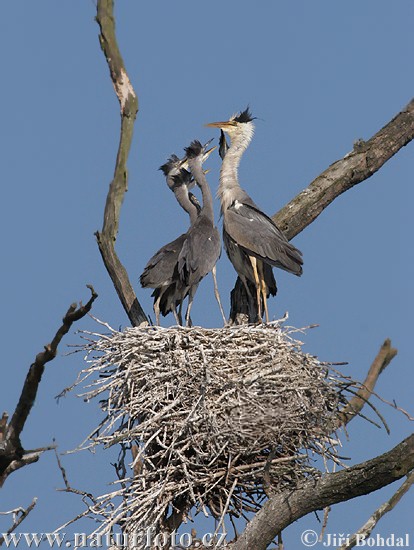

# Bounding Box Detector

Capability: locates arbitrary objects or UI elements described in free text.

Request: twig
[95,0,147,327]
[319,506,330,542]
[0,498,37,547]
[53,448,102,533]
[337,470,414,550]
[338,339,397,427]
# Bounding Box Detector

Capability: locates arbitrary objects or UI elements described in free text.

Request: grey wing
[223,229,277,295]
[178,223,221,287]
[140,234,184,288]
[224,202,303,275]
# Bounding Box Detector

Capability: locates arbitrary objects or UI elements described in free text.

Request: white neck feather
[218,122,254,212]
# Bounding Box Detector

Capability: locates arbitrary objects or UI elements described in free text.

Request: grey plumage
[178,140,225,326]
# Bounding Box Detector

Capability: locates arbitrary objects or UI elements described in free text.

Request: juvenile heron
[178,140,226,326]
[206,107,303,323]
[140,160,199,325]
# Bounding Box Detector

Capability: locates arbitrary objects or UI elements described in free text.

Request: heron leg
[154,296,161,326]
[257,261,270,323]
[172,308,180,325]
[212,265,227,326]
[185,289,195,328]
[177,298,184,326]
[249,256,262,321]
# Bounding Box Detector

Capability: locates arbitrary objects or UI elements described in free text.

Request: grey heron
[206,107,303,323]
[140,159,199,325]
[178,140,226,326]
[218,129,277,323]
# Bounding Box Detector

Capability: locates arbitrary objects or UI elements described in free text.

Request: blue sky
[1,1,413,547]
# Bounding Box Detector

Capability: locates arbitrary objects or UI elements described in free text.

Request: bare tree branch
[338,469,414,550]
[229,434,414,550]
[0,498,37,547]
[274,98,414,238]
[95,0,147,327]
[0,286,97,487]
[338,339,398,427]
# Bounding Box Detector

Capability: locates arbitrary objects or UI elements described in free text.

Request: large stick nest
[73,320,350,535]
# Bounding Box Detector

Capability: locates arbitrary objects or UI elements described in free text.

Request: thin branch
[0,287,97,487]
[338,339,397,427]
[0,498,37,547]
[95,0,147,327]
[229,433,414,550]
[53,448,101,533]
[5,286,97,447]
[338,470,414,550]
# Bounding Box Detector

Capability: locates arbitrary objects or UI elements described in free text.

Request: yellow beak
[205,120,235,129]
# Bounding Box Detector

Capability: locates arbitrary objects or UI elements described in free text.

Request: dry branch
[0,498,37,547]
[338,339,397,427]
[338,469,414,550]
[274,97,414,239]
[0,286,97,488]
[230,433,414,550]
[95,0,147,327]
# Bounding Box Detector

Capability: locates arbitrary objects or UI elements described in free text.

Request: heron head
[205,106,255,143]
[159,154,181,176]
[181,139,217,170]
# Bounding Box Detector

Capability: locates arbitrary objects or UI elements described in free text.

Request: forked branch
[0,286,97,487]
[0,498,37,547]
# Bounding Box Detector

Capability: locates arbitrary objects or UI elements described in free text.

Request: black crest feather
[234,106,255,123]
[219,130,229,160]
[184,140,203,159]
[159,154,180,175]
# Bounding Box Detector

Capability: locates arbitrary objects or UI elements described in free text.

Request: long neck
[189,161,214,222]
[218,125,253,212]
[173,185,199,223]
